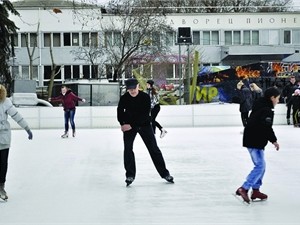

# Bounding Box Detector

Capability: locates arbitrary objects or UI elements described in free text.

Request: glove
[26,129,33,140]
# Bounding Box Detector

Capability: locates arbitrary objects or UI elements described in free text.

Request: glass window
[83,65,90,79]
[21,33,27,47]
[124,32,131,46]
[30,33,37,47]
[82,33,89,47]
[91,32,98,47]
[105,32,112,47]
[203,31,210,45]
[292,30,300,45]
[233,31,241,45]
[44,33,51,47]
[64,65,71,79]
[31,66,38,80]
[284,30,291,44]
[22,66,29,79]
[72,33,79,46]
[106,64,113,79]
[225,31,232,45]
[243,31,250,45]
[73,65,80,79]
[166,64,174,79]
[211,31,219,45]
[91,65,98,78]
[53,33,61,47]
[252,31,259,45]
[114,31,121,46]
[193,31,200,45]
[64,33,71,46]
[44,66,52,79]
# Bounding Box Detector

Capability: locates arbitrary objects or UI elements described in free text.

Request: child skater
[235,87,280,204]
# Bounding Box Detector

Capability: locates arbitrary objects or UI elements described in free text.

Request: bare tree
[71,0,173,82]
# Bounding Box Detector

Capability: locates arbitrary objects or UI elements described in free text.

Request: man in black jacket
[282,75,297,125]
[117,78,174,186]
[235,87,280,203]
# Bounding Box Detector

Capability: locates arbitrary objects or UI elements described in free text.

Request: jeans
[64,109,76,132]
[123,125,169,179]
[0,149,9,183]
[242,148,266,190]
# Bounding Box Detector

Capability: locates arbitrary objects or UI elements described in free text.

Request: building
[9,0,300,90]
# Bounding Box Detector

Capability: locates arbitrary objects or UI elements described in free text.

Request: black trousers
[0,149,9,184]
[151,104,163,134]
[123,125,170,179]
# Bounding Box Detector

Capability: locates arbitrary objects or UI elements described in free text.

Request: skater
[48,85,85,138]
[237,80,253,127]
[282,75,297,125]
[236,87,280,203]
[290,88,300,127]
[117,78,174,186]
[0,84,33,201]
[249,82,262,101]
[146,79,167,138]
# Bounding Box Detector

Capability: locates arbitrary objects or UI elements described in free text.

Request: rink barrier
[9,103,287,129]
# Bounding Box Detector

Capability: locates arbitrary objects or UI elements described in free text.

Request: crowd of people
[1,75,297,204]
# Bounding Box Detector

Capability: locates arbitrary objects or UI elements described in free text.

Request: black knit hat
[146,79,154,87]
[125,78,138,89]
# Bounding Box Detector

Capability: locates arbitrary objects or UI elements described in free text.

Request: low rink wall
[9,103,287,130]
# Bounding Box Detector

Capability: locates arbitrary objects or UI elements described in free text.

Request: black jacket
[238,85,253,113]
[117,91,152,127]
[243,97,277,149]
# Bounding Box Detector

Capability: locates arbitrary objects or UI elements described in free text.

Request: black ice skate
[61,131,68,138]
[0,183,8,201]
[125,177,134,187]
[164,175,174,183]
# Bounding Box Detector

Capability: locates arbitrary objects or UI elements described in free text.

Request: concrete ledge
[8,103,287,129]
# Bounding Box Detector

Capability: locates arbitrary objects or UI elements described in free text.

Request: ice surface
[0,126,299,225]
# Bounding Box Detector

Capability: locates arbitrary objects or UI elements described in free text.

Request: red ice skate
[251,189,268,201]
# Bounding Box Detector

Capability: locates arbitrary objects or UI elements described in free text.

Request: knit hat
[125,78,138,89]
[146,79,154,87]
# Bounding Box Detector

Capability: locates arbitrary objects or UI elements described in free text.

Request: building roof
[12,0,80,9]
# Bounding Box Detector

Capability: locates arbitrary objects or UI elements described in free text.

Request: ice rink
[0,125,299,225]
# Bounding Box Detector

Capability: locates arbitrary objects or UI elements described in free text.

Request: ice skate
[0,183,8,201]
[235,187,250,204]
[251,189,268,201]
[287,118,291,125]
[61,131,68,138]
[125,177,134,187]
[160,128,167,138]
[164,175,174,183]
[72,130,76,137]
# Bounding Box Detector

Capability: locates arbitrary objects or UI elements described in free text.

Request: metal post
[178,44,182,105]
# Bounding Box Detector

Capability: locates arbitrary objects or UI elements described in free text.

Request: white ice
[0,126,299,225]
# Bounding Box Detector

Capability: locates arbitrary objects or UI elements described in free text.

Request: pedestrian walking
[117,78,174,186]
[282,75,297,125]
[48,85,85,138]
[0,84,33,201]
[146,79,167,138]
[235,87,280,204]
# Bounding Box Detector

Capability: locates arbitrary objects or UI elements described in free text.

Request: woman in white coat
[0,84,33,201]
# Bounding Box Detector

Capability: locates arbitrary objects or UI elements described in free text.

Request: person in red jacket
[49,85,85,138]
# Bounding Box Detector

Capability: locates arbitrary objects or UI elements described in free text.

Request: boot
[61,131,68,138]
[0,183,8,200]
[72,129,76,137]
[251,189,268,201]
[236,187,250,203]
